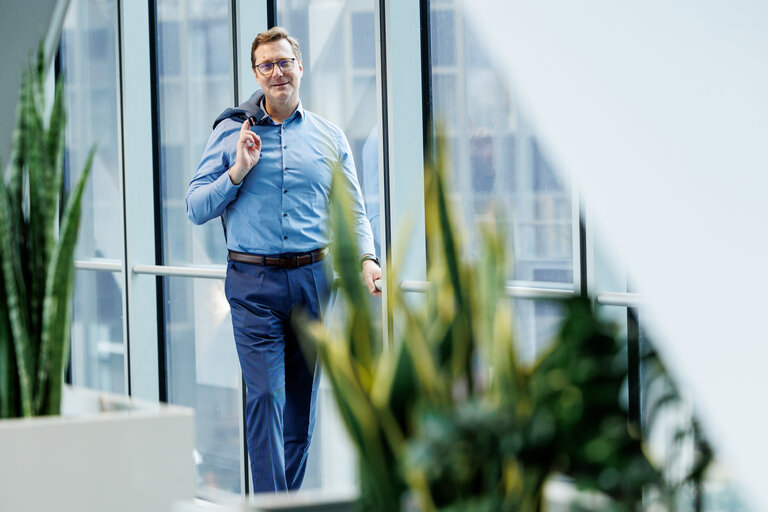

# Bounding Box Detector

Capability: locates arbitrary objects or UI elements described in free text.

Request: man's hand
[229,119,262,185]
[362,259,382,297]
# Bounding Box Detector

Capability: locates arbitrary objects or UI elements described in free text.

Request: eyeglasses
[254,58,296,75]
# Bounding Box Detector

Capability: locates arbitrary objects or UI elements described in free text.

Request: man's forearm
[186,170,239,225]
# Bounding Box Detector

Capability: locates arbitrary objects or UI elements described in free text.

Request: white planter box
[0,386,195,512]
[173,487,359,512]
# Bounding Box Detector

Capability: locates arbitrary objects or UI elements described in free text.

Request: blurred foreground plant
[0,46,93,418]
[298,136,709,511]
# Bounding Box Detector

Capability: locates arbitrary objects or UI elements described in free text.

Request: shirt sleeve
[337,130,377,260]
[185,122,242,225]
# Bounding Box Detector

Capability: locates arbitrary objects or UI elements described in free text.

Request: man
[186,27,381,493]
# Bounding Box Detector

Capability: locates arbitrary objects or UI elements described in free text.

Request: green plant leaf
[36,146,94,415]
[0,151,33,417]
[0,215,21,418]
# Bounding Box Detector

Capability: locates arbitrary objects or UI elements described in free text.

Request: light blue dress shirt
[186,95,375,259]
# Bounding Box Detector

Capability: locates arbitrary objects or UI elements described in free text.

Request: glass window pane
[61,0,123,262]
[428,5,574,285]
[592,224,630,295]
[61,0,126,393]
[430,8,456,67]
[165,276,241,495]
[351,11,375,68]
[156,0,233,267]
[512,299,564,365]
[70,270,125,393]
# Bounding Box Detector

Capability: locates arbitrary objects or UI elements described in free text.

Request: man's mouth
[272,82,289,88]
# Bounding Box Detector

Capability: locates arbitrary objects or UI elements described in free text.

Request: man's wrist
[361,254,379,268]
[228,165,245,185]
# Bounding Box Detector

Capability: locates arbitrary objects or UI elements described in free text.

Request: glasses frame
[254,58,297,76]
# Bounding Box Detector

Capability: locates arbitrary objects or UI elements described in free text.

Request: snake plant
[0,46,93,418]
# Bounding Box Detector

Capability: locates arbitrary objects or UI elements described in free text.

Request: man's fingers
[239,122,261,151]
[363,269,382,296]
[239,132,259,148]
[239,131,256,143]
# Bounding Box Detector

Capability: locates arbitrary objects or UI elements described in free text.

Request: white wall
[464,1,768,508]
[0,0,70,166]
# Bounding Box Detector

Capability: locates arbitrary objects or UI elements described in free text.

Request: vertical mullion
[419,0,432,153]
[147,0,167,403]
[230,0,239,104]
[578,216,588,297]
[374,0,392,348]
[267,0,276,28]
[119,0,161,401]
[115,0,131,396]
[627,307,641,430]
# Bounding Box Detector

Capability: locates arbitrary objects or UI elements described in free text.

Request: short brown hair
[250,27,302,69]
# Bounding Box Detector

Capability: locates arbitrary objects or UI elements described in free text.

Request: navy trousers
[225,257,331,493]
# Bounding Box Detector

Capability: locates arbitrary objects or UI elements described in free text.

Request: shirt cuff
[214,167,242,198]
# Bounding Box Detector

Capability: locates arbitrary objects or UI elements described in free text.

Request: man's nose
[273,65,284,77]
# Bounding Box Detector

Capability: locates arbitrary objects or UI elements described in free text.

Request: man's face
[252,39,303,110]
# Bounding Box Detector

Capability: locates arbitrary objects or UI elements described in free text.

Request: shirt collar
[258,98,305,124]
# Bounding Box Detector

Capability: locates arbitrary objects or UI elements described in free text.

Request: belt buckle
[295,255,302,267]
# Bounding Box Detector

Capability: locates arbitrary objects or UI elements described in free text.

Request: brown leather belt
[228,248,327,268]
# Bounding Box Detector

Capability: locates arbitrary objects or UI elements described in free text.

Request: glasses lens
[277,59,294,71]
[257,62,274,74]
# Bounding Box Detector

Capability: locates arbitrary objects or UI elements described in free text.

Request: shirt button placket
[280,127,286,247]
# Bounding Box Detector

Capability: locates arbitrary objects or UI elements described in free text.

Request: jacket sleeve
[185,122,242,225]
[337,131,377,260]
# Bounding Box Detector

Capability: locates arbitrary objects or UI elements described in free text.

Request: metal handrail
[74,259,122,272]
[400,279,645,307]
[595,292,645,308]
[71,261,643,308]
[132,264,226,279]
[399,280,577,300]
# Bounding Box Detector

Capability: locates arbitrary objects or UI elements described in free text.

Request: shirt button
[283,236,288,240]
[283,145,287,149]
[283,189,288,193]
[283,213,287,217]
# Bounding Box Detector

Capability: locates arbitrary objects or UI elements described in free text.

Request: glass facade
[53,0,741,507]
